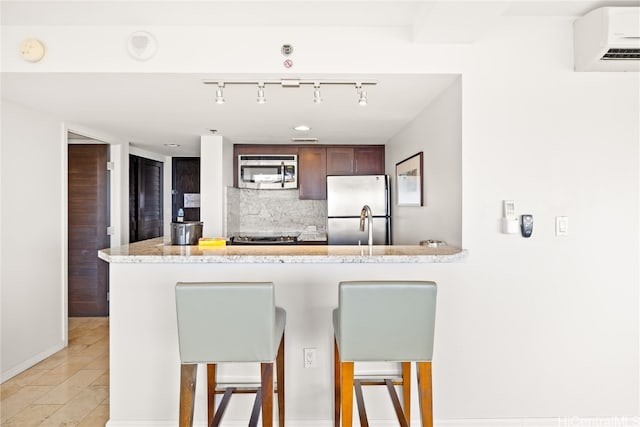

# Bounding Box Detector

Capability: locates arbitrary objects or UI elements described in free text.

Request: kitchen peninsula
[100,239,466,426]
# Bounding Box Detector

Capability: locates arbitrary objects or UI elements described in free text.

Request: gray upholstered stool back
[333,280,437,362]
[175,282,285,363]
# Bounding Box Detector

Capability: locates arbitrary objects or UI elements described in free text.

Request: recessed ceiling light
[164,143,181,148]
[294,125,311,132]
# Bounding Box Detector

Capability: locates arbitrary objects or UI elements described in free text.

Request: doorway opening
[129,154,164,243]
[67,133,111,317]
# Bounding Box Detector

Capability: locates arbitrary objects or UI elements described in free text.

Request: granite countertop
[99,237,467,264]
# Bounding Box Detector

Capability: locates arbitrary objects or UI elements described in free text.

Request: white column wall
[1,101,66,380]
[199,135,226,237]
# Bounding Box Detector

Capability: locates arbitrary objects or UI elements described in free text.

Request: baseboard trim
[107,417,639,427]
[1,341,65,383]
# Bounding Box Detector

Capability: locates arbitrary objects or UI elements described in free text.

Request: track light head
[215,82,225,104]
[313,83,323,104]
[257,83,266,104]
[356,84,368,106]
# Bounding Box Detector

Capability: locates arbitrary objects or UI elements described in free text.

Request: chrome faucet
[359,205,373,248]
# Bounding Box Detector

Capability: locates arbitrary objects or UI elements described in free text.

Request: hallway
[1,317,109,426]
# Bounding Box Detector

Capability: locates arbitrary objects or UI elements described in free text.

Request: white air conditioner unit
[574,7,640,71]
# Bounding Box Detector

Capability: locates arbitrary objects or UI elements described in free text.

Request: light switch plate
[556,216,569,236]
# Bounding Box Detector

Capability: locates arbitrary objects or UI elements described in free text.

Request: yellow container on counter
[198,237,227,247]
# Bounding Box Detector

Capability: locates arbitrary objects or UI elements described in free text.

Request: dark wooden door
[68,144,109,317]
[130,155,164,242]
[172,157,200,222]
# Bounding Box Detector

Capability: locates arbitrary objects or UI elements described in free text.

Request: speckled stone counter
[99,237,467,264]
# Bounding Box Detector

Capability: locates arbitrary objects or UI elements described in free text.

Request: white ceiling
[2,0,637,156]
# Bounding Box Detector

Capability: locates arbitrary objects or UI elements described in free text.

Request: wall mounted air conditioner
[574,7,640,71]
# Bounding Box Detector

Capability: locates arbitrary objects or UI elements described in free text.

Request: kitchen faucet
[359,204,373,249]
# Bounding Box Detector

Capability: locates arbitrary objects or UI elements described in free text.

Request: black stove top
[229,234,298,245]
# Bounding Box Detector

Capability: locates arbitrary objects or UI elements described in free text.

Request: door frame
[61,126,172,344]
[129,147,173,239]
[62,123,127,344]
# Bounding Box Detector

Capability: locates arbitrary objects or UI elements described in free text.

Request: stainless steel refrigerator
[326,175,391,245]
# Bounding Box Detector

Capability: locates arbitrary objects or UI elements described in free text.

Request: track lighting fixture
[203,78,376,105]
[215,82,225,104]
[257,83,266,104]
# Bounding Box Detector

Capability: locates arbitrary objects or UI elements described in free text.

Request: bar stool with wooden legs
[175,282,286,427]
[333,281,437,427]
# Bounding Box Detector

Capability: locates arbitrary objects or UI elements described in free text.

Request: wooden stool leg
[341,361,354,427]
[401,362,411,422]
[417,362,433,427]
[207,364,217,427]
[179,364,198,427]
[334,338,341,427]
[261,362,274,427]
[276,334,285,427]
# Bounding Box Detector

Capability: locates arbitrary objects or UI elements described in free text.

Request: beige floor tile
[39,385,109,427]
[1,368,50,388]
[31,354,68,371]
[1,404,63,426]
[35,370,104,405]
[46,356,96,378]
[77,400,109,427]
[0,385,55,422]
[28,371,78,387]
[90,373,109,386]
[1,317,110,426]
[84,355,109,371]
[1,369,49,400]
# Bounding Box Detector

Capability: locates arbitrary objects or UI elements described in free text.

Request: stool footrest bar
[385,379,409,427]
[353,380,369,427]
[249,387,262,427]
[211,388,234,427]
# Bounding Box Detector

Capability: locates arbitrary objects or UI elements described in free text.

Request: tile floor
[1,317,109,426]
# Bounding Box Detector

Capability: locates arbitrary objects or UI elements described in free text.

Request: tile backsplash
[226,187,326,235]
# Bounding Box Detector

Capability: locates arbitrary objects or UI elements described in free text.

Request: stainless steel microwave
[238,154,297,189]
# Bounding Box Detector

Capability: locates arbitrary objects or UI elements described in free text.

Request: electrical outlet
[303,348,317,368]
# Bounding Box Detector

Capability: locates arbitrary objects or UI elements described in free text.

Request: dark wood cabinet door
[130,155,163,242]
[326,147,354,175]
[298,147,327,200]
[354,147,385,175]
[68,144,109,317]
[172,157,200,222]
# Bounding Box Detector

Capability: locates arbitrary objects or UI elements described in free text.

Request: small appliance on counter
[326,175,391,245]
[170,221,203,245]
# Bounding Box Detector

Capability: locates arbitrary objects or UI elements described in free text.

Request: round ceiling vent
[127,31,157,61]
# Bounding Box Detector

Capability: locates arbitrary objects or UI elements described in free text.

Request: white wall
[1,14,638,421]
[387,77,462,247]
[1,101,66,380]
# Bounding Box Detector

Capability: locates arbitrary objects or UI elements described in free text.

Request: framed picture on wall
[395,152,423,206]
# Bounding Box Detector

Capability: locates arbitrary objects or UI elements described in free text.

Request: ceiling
[2,1,637,156]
